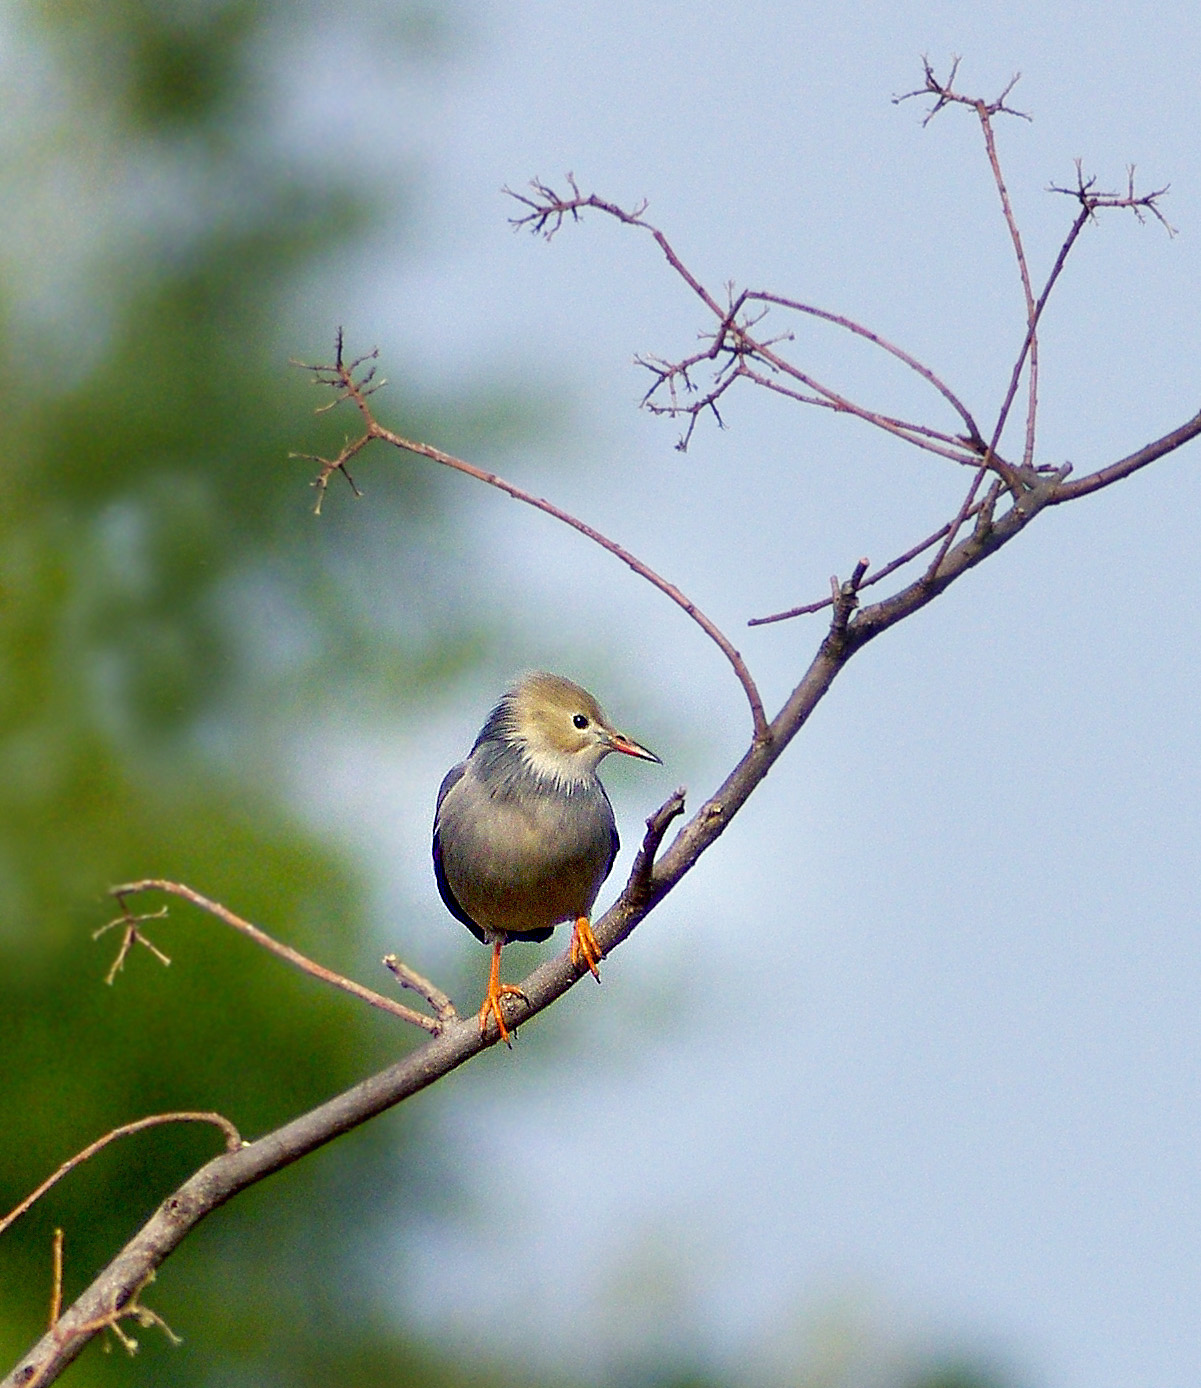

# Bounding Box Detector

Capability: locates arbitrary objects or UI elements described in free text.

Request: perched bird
[433,672,660,1044]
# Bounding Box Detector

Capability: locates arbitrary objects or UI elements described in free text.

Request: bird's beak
[606,731,661,764]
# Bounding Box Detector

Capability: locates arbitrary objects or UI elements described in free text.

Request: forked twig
[93,906,172,983]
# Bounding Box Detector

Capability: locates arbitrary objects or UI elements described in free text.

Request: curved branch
[0,1114,241,1241]
[296,333,768,739]
[12,404,1200,1387]
[369,422,766,737]
[748,291,985,446]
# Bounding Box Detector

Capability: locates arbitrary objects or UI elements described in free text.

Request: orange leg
[569,915,603,981]
[478,940,527,1046]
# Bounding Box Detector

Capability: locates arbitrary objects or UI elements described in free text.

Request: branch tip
[628,788,687,897]
[382,955,458,1029]
[896,57,1028,126]
[1048,160,1175,234]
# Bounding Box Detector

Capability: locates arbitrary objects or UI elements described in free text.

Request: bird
[433,672,660,1044]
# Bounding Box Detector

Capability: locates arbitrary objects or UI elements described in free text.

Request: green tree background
[0,5,1009,1387]
[0,3,529,1382]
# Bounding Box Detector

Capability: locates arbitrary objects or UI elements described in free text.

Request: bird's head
[500,672,660,787]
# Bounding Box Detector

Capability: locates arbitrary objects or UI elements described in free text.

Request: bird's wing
[602,787,620,884]
[432,763,487,943]
[435,760,465,815]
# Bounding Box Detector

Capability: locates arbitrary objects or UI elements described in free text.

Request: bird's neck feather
[472,734,598,797]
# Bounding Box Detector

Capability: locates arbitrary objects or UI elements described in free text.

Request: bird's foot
[570,915,603,982]
[478,982,527,1047]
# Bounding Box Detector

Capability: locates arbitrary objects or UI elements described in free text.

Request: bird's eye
[573,713,589,729]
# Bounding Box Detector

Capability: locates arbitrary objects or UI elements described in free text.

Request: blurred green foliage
[0,1,515,1382]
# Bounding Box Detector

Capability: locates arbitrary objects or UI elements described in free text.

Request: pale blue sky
[294,4,1201,1385]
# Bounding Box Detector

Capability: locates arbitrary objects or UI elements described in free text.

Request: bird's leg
[569,916,603,982]
[478,940,527,1046]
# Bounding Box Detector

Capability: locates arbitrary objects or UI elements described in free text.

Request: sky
[286,3,1201,1385]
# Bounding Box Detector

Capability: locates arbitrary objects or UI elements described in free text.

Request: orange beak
[606,731,661,763]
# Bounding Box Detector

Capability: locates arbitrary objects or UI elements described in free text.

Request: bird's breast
[435,763,617,941]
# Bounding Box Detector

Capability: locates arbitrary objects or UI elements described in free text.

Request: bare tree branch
[1051,409,1201,502]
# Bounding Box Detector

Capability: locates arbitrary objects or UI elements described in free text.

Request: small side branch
[107,881,444,1034]
[48,1231,63,1331]
[0,1113,242,1239]
[750,494,994,625]
[382,956,458,1028]
[628,788,688,900]
[827,559,870,643]
[506,174,726,319]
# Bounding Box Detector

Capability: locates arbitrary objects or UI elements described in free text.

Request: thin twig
[896,61,1041,467]
[382,956,458,1026]
[108,881,443,1034]
[48,1231,63,1331]
[628,788,688,899]
[748,291,985,446]
[749,497,990,624]
[923,463,990,582]
[976,91,1040,467]
[0,1113,242,1239]
[736,361,983,466]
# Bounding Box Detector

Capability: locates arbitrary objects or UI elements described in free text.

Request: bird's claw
[570,916,603,982]
[478,983,527,1047]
